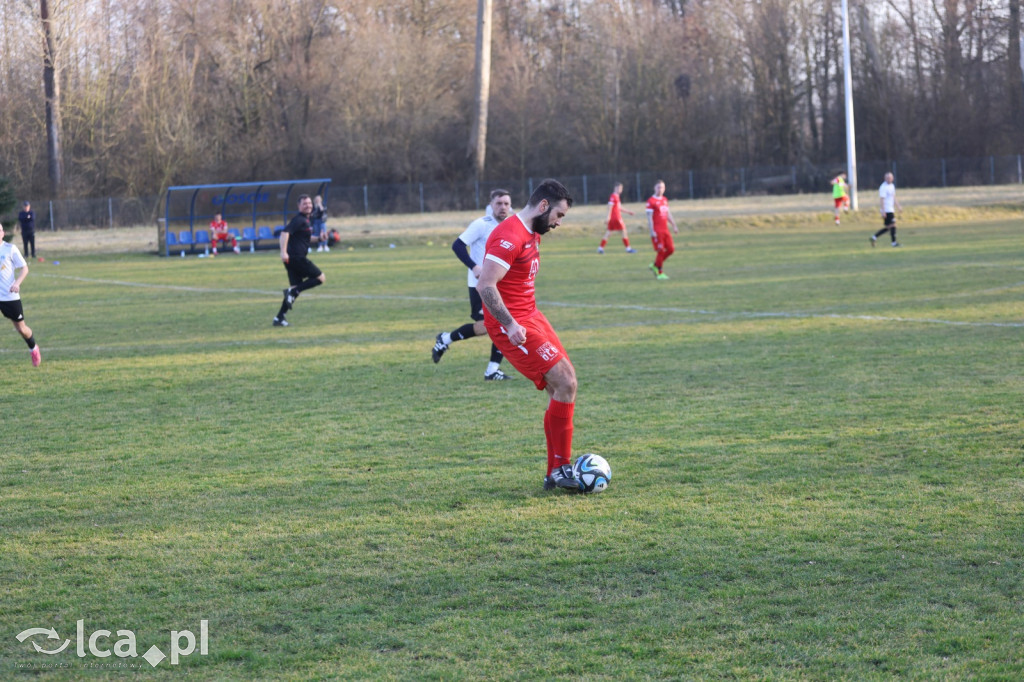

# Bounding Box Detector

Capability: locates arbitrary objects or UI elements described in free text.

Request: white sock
[441,332,452,345]
[486,361,500,375]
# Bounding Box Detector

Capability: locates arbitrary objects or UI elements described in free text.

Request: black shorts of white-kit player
[0,299,25,322]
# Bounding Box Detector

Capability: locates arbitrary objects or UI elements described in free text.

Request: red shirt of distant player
[606,192,625,231]
[210,217,229,240]
[482,214,540,323]
[647,195,670,234]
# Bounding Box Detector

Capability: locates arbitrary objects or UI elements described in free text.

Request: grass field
[2,196,1023,680]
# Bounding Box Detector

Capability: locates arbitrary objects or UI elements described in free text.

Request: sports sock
[890,227,897,242]
[276,300,289,318]
[296,278,321,293]
[622,237,631,248]
[451,323,476,342]
[489,343,503,364]
[25,335,36,349]
[485,361,500,376]
[654,252,666,272]
[599,238,608,248]
[545,399,575,474]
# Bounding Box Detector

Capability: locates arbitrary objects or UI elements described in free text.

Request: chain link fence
[9,154,1023,229]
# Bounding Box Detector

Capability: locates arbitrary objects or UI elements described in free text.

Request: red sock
[545,399,574,474]
[599,238,607,248]
[622,237,630,248]
[654,252,666,271]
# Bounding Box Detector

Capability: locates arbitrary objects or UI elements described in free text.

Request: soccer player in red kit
[209,213,240,255]
[597,182,636,254]
[476,179,581,491]
[646,180,679,280]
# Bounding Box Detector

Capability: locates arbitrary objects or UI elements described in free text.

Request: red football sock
[654,252,666,271]
[599,238,608,248]
[545,399,575,474]
[622,237,630,248]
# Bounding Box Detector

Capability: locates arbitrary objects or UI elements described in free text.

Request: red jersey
[608,193,623,221]
[483,214,541,322]
[210,219,228,234]
[646,195,670,234]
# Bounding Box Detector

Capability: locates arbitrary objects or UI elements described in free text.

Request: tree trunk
[469,0,492,181]
[1010,0,1024,144]
[41,0,63,196]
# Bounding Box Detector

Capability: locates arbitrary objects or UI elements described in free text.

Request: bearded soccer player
[476,178,581,491]
[646,180,679,280]
[597,182,636,254]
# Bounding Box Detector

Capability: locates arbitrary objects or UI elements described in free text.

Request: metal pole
[740,168,746,196]
[109,197,114,228]
[1018,154,1022,184]
[419,183,424,213]
[942,158,947,187]
[363,185,369,216]
[49,200,54,231]
[990,156,995,184]
[582,175,588,205]
[841,0,858,210]
[689,170,694,199]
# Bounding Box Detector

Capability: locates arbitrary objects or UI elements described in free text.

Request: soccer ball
[572,454,611,493]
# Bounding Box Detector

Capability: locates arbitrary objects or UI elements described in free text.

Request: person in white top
[430,189,514,381]
[0,223,42,366]
[871,172,903,247]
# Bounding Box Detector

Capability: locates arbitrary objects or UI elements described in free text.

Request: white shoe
[325,245,330,252]
[317,245,323,252]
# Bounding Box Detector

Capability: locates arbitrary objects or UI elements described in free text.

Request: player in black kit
[273,194,325,327]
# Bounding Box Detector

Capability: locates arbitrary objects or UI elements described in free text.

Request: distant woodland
[2,0,1022,199]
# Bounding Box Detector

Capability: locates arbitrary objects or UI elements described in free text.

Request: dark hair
[528,178,573,209]
[489,188,511,201]
[297,194,311,204]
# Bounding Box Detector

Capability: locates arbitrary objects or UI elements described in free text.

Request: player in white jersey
[0,223,41,366]
[431,189,513,380]
[871,172,903,247]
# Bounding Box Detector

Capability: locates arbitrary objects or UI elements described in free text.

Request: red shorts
[606,218,625,232]
[485,311,571,390]
[834,198,846,209]
[651,230,674,254]
[212,231,232,242]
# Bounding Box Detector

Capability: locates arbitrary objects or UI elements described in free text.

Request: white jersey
[0,241,26,302]
[879,181,896,213]
[457,214,499,287]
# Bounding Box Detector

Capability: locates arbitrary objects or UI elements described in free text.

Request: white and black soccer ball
[572,453,611,493]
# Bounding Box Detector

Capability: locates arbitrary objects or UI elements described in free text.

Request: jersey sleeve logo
[499,239,515,250]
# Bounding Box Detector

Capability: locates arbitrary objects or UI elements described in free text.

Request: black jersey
[284,212,313,260]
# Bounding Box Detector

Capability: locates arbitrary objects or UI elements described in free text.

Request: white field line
[11,271,1022,359]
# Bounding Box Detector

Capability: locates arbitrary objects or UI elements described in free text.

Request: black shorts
[284,257,322,286]
[468,286,484,322]
[0,299,25,322]
[883,212,896,227]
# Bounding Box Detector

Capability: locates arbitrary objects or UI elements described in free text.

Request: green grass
[2,205,1023,679]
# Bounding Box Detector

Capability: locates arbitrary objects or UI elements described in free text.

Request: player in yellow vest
[831,173,849,225]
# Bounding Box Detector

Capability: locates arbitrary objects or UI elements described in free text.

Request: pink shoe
[31,346,41,367]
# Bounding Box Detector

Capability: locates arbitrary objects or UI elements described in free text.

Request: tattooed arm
[476,259,526,346]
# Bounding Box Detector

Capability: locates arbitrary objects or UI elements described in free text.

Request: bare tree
[40,0,63,195]
[469,0,492,181]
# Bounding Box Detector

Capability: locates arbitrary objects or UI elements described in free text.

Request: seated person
[210,213,240,255]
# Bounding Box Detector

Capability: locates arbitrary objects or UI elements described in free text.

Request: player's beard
[532,207,555,235]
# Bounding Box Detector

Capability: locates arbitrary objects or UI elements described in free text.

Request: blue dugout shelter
[159,178,331,256]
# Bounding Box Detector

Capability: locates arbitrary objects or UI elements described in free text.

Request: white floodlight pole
[841,0,858,210]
